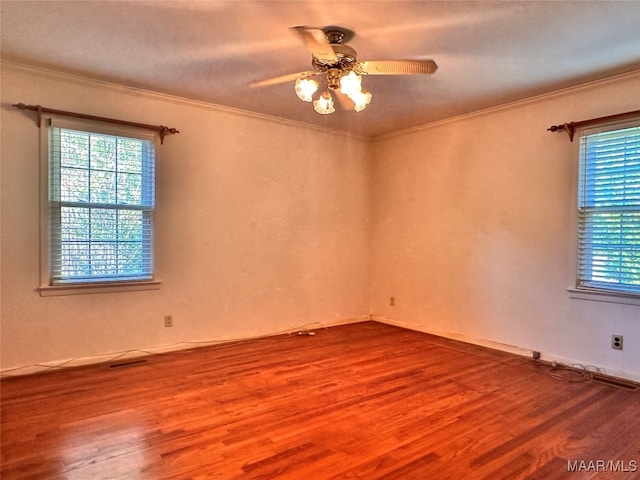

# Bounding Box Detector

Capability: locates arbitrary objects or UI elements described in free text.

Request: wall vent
[592,374,638,391]
[107,359,148,370]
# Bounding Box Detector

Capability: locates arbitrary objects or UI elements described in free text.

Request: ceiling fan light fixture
[252,26,437,116]
[313,91,335,114]
[294,76,318,102]
[339,70,362,98]
[351,90,372,112]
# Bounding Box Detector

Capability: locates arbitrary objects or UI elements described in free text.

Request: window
[40,118,159,294]
[576,120,640,297]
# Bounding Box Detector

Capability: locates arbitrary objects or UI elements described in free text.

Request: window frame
[38,116,161,296]
[568,117,640,306]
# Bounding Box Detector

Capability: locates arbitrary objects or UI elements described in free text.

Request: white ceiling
[2,1,639,138]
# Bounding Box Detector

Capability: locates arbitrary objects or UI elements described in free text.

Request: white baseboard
[0,316,369,378]
[7,315,636,384]
[371,315,533,357]
[371,315,640,384]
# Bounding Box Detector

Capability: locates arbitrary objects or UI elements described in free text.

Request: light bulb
[351,90,372,112]
[294,77,318,102]
[313,91,335,114]
[339,71,362,98]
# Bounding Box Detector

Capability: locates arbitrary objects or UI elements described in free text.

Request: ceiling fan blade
[357,60,438,76]
[291,26,338,63]
[249,71,310,88]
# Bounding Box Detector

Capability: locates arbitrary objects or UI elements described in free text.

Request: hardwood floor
[2,321,639,479]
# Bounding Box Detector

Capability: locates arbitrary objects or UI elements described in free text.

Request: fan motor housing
[312,43,357,70]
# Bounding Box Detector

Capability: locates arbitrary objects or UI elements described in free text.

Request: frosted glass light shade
[351,90,372,112]
[313,92,335,114]
[339,71,362,98]
[294,77,318,102]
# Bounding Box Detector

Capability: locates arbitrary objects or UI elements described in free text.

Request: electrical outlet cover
[611,334,623,350]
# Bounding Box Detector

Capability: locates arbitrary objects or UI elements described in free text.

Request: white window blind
[48,125,155,284]
[577,123,640,295]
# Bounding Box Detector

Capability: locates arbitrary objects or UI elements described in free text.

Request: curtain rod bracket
[159,126,180,144]
[548,122,575,141]
[12,103,179,144]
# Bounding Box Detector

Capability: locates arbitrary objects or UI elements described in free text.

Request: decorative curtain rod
[548,109,640,142]
[12,103,179,144]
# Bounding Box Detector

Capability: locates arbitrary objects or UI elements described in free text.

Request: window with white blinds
[48,124,155,285]
[577,122,640,295]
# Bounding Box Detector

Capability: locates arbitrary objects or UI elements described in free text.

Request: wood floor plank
[2,321,639,479]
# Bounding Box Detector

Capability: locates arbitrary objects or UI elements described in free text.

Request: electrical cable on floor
[523,356,606,384]
[546,363,604,383]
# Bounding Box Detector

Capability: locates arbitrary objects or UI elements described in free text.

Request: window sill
[38,280,162,297]
[568,287,640,306]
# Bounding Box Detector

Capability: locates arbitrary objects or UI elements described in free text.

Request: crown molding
[1,58,369,142]
[373,68,640,142]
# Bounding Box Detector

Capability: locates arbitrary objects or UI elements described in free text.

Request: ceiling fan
[250,26,438,114]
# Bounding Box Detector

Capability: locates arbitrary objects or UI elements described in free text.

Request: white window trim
[567,286,640,306]
[567,117,640,306]
[38,116,161,296]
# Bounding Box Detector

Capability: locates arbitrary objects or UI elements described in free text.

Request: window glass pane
[90,135,117,171]
[580,127,640,208]
[61,130,89,168]
[118,243,143,275]
[118,210,143,241]
[90,170,116,204]
[60,242,90,278]
[117,172,142,204]
[91,209,117,240]
[61,207,89,241]
[60,167,89,202]
[90,242,118,276]
[117,138,143,174]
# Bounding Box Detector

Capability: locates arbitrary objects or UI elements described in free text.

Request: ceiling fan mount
[250,25,437,115]
[321,26,355,44]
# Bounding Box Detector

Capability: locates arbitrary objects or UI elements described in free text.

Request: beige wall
[2,62,639,382]
[0,63,372,373]
[371,72,640,382]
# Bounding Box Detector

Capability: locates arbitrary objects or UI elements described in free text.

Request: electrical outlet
[611,334,623,350]
[164,315,173,328]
